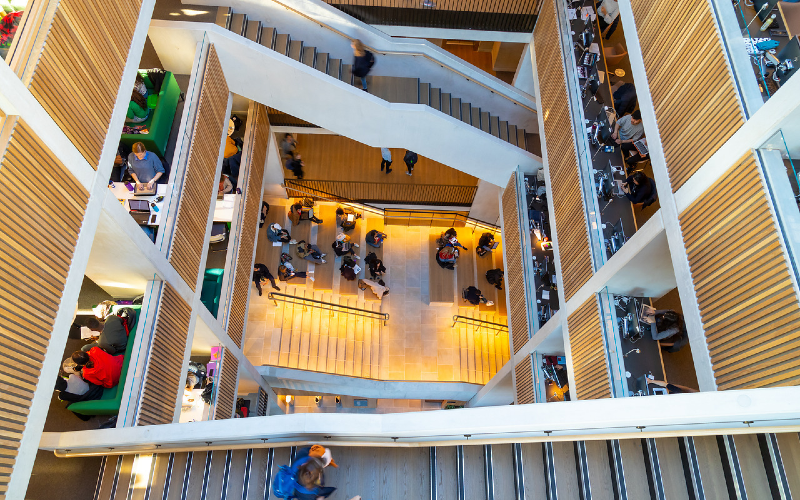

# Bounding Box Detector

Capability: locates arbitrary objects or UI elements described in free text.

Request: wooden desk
[109,182,168,226]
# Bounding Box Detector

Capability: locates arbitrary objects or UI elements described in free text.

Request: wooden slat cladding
[215,350,238,420]
[28,0,143,169]
[534,0,593,301]
[226,104,268,348]
[680,153,800,390]
[138,283,191,426]
[0,118,88,496]
[502,173,531,354]
[515,357,534,404]
[629,0,744,192]
[257,388,268,416]
[169,45,229,292]
[568,296,611,399]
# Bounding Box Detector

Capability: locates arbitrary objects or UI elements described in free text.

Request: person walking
[380,147,392,173]
[253,263,280,295]
[404,150,418,176]
[351,39,375,92]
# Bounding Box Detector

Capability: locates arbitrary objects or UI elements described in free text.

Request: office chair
[603,43,628,67]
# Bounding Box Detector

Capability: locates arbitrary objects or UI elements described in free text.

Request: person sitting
[364,252,386,280]
[82,301,129,355]
[611,110,645,157]
[267,223,297,244]
[296,241,327,264]
[253,263,280,295]
[622,171,657,209]
[597,0,620,39]
[486,268,504,291]
[56,358,104,404]
[463,286,494,306]
[436,245,458,270]
[332,233,360,257]
[340,255,359,281]
[128,142,165,190]
[218,174,233,196]
[259,201,270,229]
[612,83,637,117]
[443,228,467,250]
[359,278,390,298]
[653,309,689,353]
[291,457,336,499]
[289,201,323,225]
[126,75,150,124]
[476,232,496,257]
[278,259,314,282]
[336,207,359,232]
[365,229,387,248]
[71,347,124,389]
[223,119,242,189]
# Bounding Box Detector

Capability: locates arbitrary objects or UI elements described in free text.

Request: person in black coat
[404,150,418,176]
[623,171,657,208]
[351,39,374,92]
[253,263,280,295]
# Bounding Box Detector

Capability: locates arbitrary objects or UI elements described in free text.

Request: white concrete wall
[149,21,542,186]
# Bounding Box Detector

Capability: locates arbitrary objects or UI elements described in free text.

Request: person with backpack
[278,254,314,282]
[351,39,374,92]
[296,240,327,264]
[340,255,360,281]
[436,245,458,270]
[364,252,386,280]
[82,301,133,354]
[404,150,418,176]
[486,268,504,291]
[336,207,359,232]
[463,286,494,306]
[332,233,360,257]
[365,228,387,248]
[273,456,339,500]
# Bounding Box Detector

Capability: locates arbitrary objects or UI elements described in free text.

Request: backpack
[116,307,137,335]
[364,252,377,265]
[302,197,315,208]
[439,246,456,260]
[342,255,356,268]
[272,465,297,498]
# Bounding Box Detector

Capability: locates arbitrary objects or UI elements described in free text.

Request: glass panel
[522,172,559,329]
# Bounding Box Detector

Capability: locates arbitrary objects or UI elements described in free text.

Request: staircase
[90,432,800,499]
[215,7,530,151]
[454,308,510,385]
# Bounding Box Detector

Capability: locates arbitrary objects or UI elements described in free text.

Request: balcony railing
[285,178,478,207]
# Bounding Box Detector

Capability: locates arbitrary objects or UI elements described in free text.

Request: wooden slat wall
[226,104,268,348]
[138,283,192,426]
[534,0,593,301]
[568,296,611,400]
[28,0,143,169]
[680,152,800,390]
[169,45,229,292]
[0,118,88,497]
[629,0,745,192]
[215,350,239,420]
[257,388,268,416]
[515,357,535,404]
[502,173,531,354]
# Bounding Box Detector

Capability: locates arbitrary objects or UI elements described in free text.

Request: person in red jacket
[71,348,124,389]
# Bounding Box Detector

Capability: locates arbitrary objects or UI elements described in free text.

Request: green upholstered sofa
[120,71,181,158]
[201,268,225,318]
[69,305,142,416]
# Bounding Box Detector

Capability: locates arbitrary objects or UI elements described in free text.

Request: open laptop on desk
[634,138,649,156]
[128,199,152,225]
[133,183,157,196]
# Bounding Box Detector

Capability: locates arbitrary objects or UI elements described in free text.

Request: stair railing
[452,315,509,335]
[268,292,389,325]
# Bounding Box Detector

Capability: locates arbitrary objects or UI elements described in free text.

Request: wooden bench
[474,231,499,313]
[428,231,455,305]
[363,216,385,302]
[339,216,363,296]
[313,205,338,291]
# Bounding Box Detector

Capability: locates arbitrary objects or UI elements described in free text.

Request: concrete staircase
[216,7,529,150]
[454,307,510,385]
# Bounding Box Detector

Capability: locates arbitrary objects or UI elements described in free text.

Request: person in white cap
[267,223,297,244]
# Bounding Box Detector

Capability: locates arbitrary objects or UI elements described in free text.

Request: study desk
[109,182,168,226]
[213,194,237,222]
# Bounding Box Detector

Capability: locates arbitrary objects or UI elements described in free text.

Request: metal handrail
[452,315,509,333]
[267,292,389,324]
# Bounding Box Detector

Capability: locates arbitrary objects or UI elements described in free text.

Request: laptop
[489,241,499,250]
[128,199,152,225]
[634,138,649,156]
[133,183,157,196]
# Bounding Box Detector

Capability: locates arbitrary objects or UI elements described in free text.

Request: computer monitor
[596,160,614,200]
[753,0,780,21]
[625,298,642,340]
[608,218,627,254]
[777,37,800,85]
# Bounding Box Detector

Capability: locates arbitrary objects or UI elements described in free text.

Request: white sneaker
[321,259,327,264]
[354,255,361,260]
[289,239,297,244]
[320,253,327,257]
[354,243,360,248]
[309,276,315,282]
[406,172,412,176]
[486,301,494,306]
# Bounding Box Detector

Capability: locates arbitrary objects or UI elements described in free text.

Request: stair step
[327,58,342,79]
[215,6,231,29]
[419,82,430,105]
[460,102,471,125]
[260,27,276,50]
[470,106,481,129]
[441,92,451,115]
[499,121,509,141]
[274,33,290,56]
[480,111,491,133]
[517,128,527,150]
[490,115,500,138]
[245,20,261,42]
[450,97,461,120]
[230,13,247,36]
[430,87,442,111]
[315,52,329,73]
[308,292,323,371]
[341,63,354,85]
[288,39,303,61]
[508,124,519,147]
[302,46,316,68]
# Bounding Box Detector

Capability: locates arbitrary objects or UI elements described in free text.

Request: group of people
[434,227,468,270]
[56,301,136,418]
[608,103,657,210]
[379,148,418,176]
[255,202,391,299]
